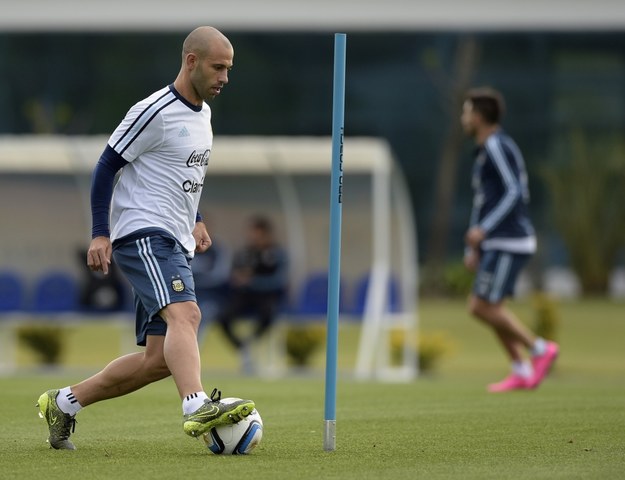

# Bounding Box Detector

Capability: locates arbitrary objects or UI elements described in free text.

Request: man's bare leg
[468,295,536,351]
[159,301,203,399]
[71,335,170,407]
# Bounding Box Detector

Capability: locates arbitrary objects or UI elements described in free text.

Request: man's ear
[185,52,198,70]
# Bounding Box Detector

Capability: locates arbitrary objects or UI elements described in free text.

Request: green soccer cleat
[183,388,255,438]
[36,389,77,450]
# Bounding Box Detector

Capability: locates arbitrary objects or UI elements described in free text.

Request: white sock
[512,361,533,379]
[531,337,548,357]
[56,387,83,416]
[182,391,209,415]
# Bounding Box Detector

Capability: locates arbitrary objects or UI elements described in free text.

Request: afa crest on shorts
[171,278,185,292]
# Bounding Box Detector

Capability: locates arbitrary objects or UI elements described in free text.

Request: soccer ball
[201,398,263,455]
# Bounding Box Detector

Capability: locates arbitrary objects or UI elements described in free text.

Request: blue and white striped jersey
[469,130,536,254]
[107,84,212,255]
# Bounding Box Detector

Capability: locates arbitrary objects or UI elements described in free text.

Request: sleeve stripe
[112,90,175,154]
[480,136,521,232]
[487,136,515,188]
[119,98,176,156]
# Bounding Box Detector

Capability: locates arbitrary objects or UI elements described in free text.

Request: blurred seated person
[216,215,288,369]
[191,228,232,342]
[77,247,127,312]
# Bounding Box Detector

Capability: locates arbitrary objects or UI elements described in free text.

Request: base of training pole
[323,420,336,451]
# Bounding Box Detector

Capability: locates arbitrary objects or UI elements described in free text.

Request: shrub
[442,261,474,297]
[421,261,474,298]
[540,131,625,294]
[531,292,560,341]
[284,323,326,367]
[16,324,67,365]
[390,329,455,374]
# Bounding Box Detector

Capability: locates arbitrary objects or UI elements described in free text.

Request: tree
[541,131,625,294]
[423,35,480,293]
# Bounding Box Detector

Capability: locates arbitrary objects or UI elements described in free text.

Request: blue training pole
[324,32,346,452]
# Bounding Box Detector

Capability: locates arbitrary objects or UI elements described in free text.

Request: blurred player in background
[461,87,559,393]
[37,26,254,450]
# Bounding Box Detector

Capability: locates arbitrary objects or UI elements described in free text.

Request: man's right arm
[87,145,128,274]
[91,145,128,238]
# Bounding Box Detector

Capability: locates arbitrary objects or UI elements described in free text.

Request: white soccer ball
[201,397,263,455]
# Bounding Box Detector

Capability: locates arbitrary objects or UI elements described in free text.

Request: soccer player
[37,26,255,450]
[460,87,559,393]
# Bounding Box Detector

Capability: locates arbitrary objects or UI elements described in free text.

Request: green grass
[1,298,624,479]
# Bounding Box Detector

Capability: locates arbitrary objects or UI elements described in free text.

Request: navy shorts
[473,250,531,303]
[112,230,196,346]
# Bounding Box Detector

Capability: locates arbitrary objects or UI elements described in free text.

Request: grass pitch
[0,298,623,479]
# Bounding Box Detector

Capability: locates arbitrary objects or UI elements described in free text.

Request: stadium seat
[350,272,402,316]
[0,270,25,312]
[31,271,79,313]
[291,272,346,318]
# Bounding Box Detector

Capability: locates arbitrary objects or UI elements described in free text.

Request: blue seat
[292,272,346,317]
[0,270,25,312]
[32,271,79,313]
[350,273,402,316]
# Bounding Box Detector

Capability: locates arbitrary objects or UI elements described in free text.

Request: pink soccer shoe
[487,374,531,393]
[528,341,559,389]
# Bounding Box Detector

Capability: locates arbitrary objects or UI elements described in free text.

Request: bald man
[37,27,255,450]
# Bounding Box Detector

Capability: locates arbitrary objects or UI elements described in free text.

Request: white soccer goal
[0,135,419,380]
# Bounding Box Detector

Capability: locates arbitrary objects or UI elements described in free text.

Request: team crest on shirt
[171,278,185,292]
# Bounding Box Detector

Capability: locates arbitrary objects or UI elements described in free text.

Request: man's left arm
[476,138,522,236]
[193,217,211,253]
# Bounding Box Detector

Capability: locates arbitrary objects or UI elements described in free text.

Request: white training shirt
[108,85,212,255]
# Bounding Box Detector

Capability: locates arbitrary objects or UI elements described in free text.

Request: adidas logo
[178,126,190,137]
